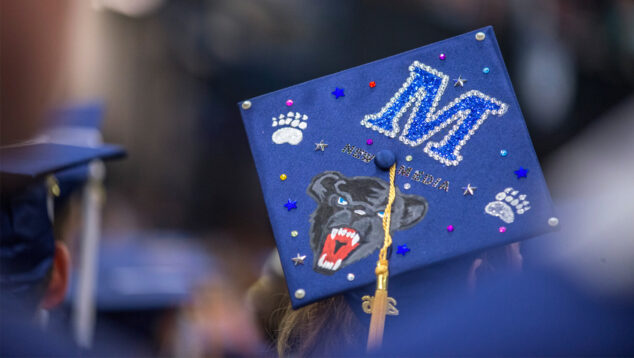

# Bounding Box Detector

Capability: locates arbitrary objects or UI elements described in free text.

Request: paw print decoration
[271,112,308,145]
[484,187,530,224]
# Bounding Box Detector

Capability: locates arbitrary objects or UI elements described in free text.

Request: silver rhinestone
[347,273,355,281]
[403,183,411,190]
[548,217,559,227]
[241,100,252,110]
[294,289,306,299]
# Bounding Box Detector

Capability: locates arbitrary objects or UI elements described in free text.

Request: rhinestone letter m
[360,61,508,166]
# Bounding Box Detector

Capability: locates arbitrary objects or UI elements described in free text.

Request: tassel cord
[367,164,397,351]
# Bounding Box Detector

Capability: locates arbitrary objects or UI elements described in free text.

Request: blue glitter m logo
[361,61,508,166]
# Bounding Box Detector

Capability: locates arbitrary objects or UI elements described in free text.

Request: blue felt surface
[239,27,557,308]
[0,143,125,178]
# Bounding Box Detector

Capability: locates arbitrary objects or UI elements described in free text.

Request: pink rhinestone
[366,139,373,145]
[447,225,454,232]
[499,226,507,233]
[286,99,293,106]
[439,53,446,60]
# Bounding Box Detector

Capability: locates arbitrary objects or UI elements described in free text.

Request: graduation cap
[238,26,558,349]
[68,232,216,311]
[0,142,124,296]
[0,143,123,189]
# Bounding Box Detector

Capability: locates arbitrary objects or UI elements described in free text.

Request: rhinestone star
[284,199,298,211]
[314,140,328,151]
[514,167,528,179]
[292,253,306,266]
[454,75,467,87]
[462,183,477,196]
[396,244,411,256]
[331,87,345,99]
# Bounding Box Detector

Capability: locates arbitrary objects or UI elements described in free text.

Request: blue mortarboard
[67,232,216,311]
[239,26,558,320]
[0,142,125,302]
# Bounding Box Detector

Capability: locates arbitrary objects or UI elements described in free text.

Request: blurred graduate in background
[0,1,127,356]
[0,128,125,356]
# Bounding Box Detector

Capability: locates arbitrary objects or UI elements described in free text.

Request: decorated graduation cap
[239,26,558,349]
[0,142,124,301]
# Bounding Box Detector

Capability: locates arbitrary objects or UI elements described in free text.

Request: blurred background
[1,0,633,356]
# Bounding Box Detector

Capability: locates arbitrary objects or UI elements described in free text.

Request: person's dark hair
[277,294,365,357]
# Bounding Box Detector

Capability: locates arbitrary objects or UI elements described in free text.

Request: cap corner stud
[548,217,559,227]
[294,289,306,299]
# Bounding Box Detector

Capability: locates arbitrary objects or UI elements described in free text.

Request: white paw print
[271,112,308,145]
[484,187,531,224]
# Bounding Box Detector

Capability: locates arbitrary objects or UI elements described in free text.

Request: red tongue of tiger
[317,227,360,271]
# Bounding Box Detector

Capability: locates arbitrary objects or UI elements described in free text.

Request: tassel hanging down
[366,164,397,352]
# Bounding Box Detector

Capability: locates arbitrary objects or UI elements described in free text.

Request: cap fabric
[0,183,55,298]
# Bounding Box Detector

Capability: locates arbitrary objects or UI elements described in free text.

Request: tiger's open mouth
[315,227,360,273]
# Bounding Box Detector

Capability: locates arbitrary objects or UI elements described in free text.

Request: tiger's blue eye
[337,197,348,205]
[377,211,385,218]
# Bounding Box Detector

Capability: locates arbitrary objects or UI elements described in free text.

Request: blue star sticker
[284,199,298,211]
[514,167,528,179]
[331,87,345,99]
[396,244,411,256]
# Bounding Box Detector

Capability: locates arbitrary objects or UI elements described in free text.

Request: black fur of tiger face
[306,171,428,275]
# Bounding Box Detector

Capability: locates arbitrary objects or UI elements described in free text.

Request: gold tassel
[367,270,388,351]
[366,164,397,352]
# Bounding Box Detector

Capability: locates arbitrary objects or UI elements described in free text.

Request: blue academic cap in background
[239,26,558,311]
[67,232,216,311]
[0,143,123,181]
[0,141,125,303]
